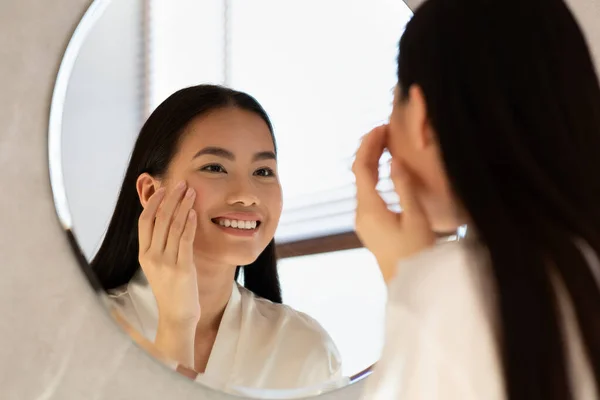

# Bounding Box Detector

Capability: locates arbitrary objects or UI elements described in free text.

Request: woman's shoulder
[372,240,505,399]
[106,283,130,299]
[239,285,336,342]
[105,282,132,307]
[238,286,342,372]
[386,239,501,369]
[389,239,493,312]
[104,283,147,336]
[105,284,132,314]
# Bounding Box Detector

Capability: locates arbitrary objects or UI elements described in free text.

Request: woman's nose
[225,179,260,207]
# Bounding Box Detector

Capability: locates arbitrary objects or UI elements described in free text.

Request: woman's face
[154,107,282,267]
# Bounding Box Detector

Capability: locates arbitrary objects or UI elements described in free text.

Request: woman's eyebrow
[253,151,276,161]
[192,147,276,162]
[192,146,234,160]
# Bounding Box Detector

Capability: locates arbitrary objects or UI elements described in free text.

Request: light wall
[1,0,599,399]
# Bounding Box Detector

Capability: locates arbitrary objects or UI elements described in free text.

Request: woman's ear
[136,173,161,208]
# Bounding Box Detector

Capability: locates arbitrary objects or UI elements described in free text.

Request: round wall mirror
[49,0,414,398]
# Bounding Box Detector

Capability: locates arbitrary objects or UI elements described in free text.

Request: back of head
[398,0,600,398]
[90,84,282,303]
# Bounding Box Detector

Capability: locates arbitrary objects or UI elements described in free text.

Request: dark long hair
[398,0,600,398]
[90,84,282,303]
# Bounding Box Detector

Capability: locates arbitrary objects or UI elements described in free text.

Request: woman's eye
[254,167,275,177]
[200,164,226,173]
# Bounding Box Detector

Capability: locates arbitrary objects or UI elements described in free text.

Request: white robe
[107,271,345,397]
[362,239,598,400]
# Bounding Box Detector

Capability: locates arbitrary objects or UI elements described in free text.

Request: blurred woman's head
[390,0,600,234]
[389,0,600,398]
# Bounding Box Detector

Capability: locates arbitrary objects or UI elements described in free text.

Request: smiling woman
[90,84,344,393]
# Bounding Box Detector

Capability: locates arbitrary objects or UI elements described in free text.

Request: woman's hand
[138,181,199,367]
[352,125,436,283]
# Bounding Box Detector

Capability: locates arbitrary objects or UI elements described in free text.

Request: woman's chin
[192,249,261,269]
[230,253,262,268]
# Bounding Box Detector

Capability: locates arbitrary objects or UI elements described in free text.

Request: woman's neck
[193,255,237,334]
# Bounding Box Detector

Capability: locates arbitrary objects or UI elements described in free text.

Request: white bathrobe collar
[125,270,243,387]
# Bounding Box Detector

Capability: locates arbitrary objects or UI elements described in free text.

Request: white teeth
[217,219,258,230]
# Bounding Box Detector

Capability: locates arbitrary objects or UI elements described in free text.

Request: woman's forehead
[177,110,275,157]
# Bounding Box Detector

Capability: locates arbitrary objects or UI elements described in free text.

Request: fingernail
[177,181,186,190]
[156,187,166,196]
[186,188,195,198]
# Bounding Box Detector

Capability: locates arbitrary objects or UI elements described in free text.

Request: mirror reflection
[55,0,413,396]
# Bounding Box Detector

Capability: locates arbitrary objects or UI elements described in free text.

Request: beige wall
[0,0,598,399]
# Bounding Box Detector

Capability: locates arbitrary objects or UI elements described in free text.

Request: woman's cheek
[268,198,283,228]
[191,186,201,213]
[185,178,204,209]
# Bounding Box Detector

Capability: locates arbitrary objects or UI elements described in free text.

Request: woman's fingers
[177,209,197,267]
[352,125,389,212]
[390,158,426,218]
[164,187,196,265]
[138,188,166,255]
[150,181,187,255]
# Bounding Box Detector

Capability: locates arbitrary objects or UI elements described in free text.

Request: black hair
[90,84,282,303]
[398,0,600,398]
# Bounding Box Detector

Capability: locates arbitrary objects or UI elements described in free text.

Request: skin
[353,85,468,283]
[135,107,283,371]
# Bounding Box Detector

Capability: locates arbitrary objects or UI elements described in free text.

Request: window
[147,0,413,250]
[277,248,387,377]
